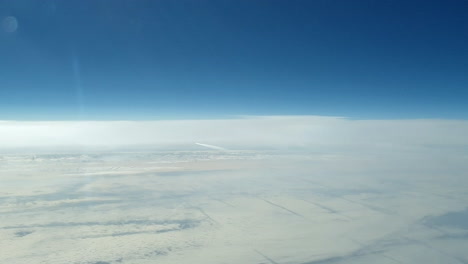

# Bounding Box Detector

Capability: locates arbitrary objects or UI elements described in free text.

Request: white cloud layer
[1,116,468,150]
[1,116,468,263]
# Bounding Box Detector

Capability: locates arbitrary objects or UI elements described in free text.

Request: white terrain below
[1,150,468,264]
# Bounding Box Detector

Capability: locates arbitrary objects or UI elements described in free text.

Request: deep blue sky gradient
[1,0,467,120]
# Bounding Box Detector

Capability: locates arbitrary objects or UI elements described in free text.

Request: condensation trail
[195,142,227,151]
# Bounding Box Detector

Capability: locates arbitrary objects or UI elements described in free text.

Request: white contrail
[195,142,227,151]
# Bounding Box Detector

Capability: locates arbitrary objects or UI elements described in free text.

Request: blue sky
[1,0,467,120]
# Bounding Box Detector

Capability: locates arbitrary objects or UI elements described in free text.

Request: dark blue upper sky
[1,0,467,120]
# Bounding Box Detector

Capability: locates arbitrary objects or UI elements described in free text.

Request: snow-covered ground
[1,149,468,264]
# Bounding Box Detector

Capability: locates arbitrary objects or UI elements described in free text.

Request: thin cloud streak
[195,143,227,151]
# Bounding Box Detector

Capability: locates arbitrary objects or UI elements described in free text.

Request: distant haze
[1,116,468,151]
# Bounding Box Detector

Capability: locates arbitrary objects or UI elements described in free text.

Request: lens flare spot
[2,16,18,33]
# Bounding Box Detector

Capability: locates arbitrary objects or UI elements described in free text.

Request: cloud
[195,143,227,151]
[1,120,468,263]
[0,116,468,151]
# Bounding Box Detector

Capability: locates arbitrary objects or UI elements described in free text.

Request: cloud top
[1,116,468,151]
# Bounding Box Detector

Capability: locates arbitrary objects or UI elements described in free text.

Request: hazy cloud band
[1,116,468,150]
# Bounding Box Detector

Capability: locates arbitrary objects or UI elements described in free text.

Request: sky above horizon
[1,0,467,120]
